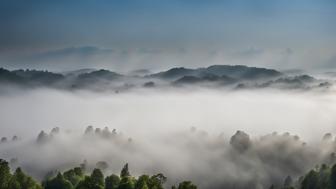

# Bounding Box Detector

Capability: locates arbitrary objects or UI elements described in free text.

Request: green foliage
[0,159,12,189]
[91,169,105,187]
[76,176,104,189]
[301,170,319,189]
[76,169,105,189]
[74,167,84,177]
[148,174,167,189]
[0,159,198,189]
[177,181,197,189]
[118,176,136,189]
[7,167,41,189]
[120,164,130,178]
[44,173,73,189]
[105,174,120,189]
[267,164,336,189]
[135,175,149,189]
[63,168,84,187]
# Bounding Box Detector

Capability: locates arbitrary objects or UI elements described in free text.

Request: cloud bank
[1,89,336,188]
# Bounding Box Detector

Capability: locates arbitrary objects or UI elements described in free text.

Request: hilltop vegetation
[0,159,196,189]
[270,163,336,189]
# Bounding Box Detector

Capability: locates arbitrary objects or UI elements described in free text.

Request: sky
[0,0,335,72]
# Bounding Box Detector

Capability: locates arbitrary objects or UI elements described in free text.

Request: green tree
[301,170,319,189]
[118,177,135,189]
[148,174,166,189]
[73,167,84,177]
[63,168,84,187]
[76,169,104,189]
[8,168,42,189]
[91,169,105,187]
[139,183,149,189]
[0,159,12,189]
[135,175,149,189]
[44,173,73,189]
[76,176,103,189]
[120,164,130,178]
[177,181,197,189]
[105,174,120,189]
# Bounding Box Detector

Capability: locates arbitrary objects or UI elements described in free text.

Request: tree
[135,175,149,189]
[84,126,94,135]
[80,160,88,171]
[0,159,12,189]
[63,168,84,187]
[76,176,103,189]
[301,170,319,189]
[105,174,120,189]
[140,184,148,189]
[318,164,330,189]
[8,168,42,189]
[117,177,135,189]
[177,181,197,189]
[74,167,84,177]
[36,131,49,144]
[76,169,104,189]
[91,169,105,187]
[44,173,73,189]
[1,137,8,143]
[148,174,167,189]
[120,164,130,178]
[230,130,251,152]
[330,164,336,189]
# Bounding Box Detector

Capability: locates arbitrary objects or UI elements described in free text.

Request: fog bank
[1,89,336,188]
[0,89,335,139]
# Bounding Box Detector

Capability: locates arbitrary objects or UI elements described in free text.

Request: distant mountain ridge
[0,65,331,91]
[150,65,282,80]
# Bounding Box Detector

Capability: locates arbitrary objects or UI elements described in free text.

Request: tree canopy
[0,159,197,189]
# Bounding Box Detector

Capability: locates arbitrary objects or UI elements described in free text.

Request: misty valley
[2,0,336,188]
[0,65,336,189]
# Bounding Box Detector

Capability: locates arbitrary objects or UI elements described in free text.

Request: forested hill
[0,65,331,92]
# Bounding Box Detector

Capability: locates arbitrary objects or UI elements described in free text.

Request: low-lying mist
[1,88,336,189]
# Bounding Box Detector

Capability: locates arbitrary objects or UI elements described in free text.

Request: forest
[0,159,197,189]
[3,157,336,189]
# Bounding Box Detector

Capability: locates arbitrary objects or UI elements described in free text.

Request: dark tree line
[0,159,196,189]
[270,164,336,189]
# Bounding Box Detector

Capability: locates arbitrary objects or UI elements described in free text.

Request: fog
[1,88,336,188]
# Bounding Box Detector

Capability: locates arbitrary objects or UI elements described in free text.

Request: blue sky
[0,0,335,71]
